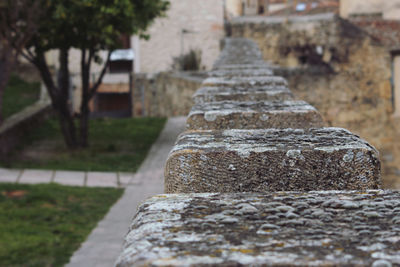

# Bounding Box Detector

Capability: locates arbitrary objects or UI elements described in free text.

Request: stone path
[0,168,135,188]
[65,116,186,267]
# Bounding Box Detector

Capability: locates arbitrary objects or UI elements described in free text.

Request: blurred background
[0,0,400,265]
[1,0,399,193]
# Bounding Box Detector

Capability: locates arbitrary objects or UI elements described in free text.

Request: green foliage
[2,74,40,119]
[3,117,167,172]
[172,49,202,71]
[0,183,123,267]
[30,0,170,52]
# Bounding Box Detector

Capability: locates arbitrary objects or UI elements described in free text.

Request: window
[296,3,307,11]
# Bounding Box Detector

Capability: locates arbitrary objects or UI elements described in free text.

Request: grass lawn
[1,117,166,172]
[0,183,123,267]
[3,74,41,119]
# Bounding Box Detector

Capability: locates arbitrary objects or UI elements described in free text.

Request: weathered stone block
[116,190,400,267]
[193,85,293,103]
[214,37,264,66]
[165,128,381,193]
[213,63,272,71]
[186,100,324,130]
[202,76,288,88]
[214,58,265,66]
[208,68,273,78]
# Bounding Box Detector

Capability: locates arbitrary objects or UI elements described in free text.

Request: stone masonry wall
[132,72,204,117]
[0,101,52,160]
[231,14,400,189]
[116,38,400,267]
[138,0,224,73]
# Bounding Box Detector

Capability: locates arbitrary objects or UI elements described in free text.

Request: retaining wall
[132,72,205,117]
[0,101,52,160]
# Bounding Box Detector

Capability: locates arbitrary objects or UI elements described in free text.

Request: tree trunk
[33,49,78,149]
[0,45,13,124]
[58,48,79,149]
[79,101,89,148]
[79,49,92,148]
[0,60,9,124]
[78,49,111,148]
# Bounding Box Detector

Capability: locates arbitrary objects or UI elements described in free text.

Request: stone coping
[220,38,263,56]
[213,57,264,66]
[208,68,274,77]
[202,76,288,88]
[186,100,324,130]
[116,190,400,267]
[0,101,51,133]
[165,128,381,193]
[193,85,293,103]
[213,61,268,69]
[213,63,273,70]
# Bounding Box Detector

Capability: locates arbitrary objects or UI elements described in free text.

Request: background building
[134,0,224,73]
[340,0,400,19]
[45,0,224,115]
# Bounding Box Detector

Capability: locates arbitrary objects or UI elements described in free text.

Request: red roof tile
[350,18,400,50]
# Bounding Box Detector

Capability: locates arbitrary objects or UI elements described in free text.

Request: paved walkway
[66,117,186,267]
[0,168,136,187]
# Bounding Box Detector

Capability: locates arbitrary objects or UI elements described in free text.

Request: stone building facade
[134,0,224,73]
[340,0,400,20]
[231,14,400,188]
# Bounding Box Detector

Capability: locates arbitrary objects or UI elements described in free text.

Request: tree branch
[89,50,112,99]
[20,50,35,64]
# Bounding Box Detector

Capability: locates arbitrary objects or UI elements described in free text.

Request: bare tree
[0,0,41,124]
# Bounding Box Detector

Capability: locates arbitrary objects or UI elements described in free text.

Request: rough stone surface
[165,128,381,193]
[186,100,324,130]
[133,72,204,117]
[208,68,273,78]
[193,85,293,104]
[214,63,273,70]
[202,76,288,88]
[116,190,400,267]
[231,15,400,189]
[213,37,264,67]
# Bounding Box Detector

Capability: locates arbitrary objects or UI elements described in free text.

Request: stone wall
[231,14,400,189]
[116,37,400,267]
[340,0,400,20]
[132,72,205,117]
[0,101,52,160]
[137,0,224,73]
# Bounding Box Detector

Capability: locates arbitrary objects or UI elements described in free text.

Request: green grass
[2,117,166,172]
[3,74,41,119]
[0,183,123,267]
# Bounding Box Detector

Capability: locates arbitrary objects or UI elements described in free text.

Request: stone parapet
[202,76,288,88]
[116,36,386,266]
[165,128,381,193]
[193,85,293,103]
[213,37,264,67]
[116,190,400,267]
[213,63,272,70]
[208,68,273,78]
[186,100,324,130]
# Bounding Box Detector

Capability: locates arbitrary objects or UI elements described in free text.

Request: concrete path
[66,117,186,267]
[0,168,135,188]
